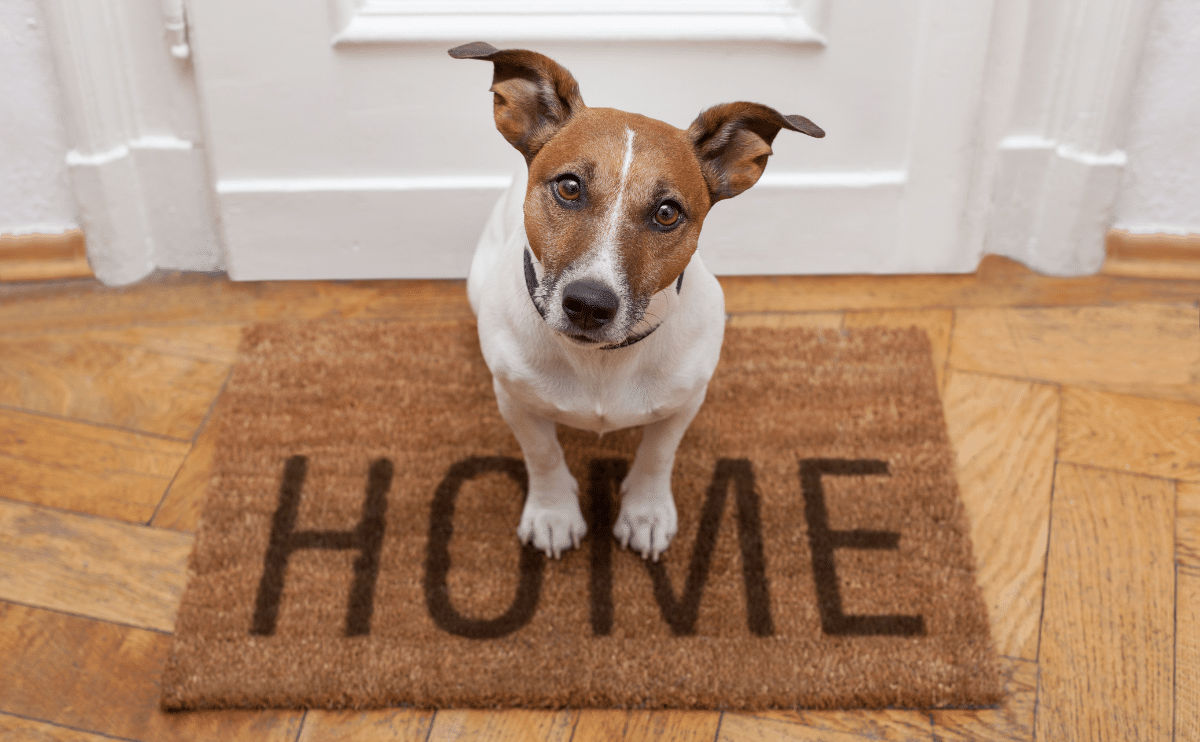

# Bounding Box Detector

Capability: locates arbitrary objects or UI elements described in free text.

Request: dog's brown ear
[449,41,586,164]
[688,102,824,203]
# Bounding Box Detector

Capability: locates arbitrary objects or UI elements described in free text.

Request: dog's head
[451,42,824,347]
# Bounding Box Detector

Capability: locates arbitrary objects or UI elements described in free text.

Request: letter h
[251,455,392,637]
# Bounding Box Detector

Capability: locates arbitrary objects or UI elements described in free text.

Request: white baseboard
[214,172,941,281]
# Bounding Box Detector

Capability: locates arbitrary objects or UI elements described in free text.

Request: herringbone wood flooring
[1,254,1196,741]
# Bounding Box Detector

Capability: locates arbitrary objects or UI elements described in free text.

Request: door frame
[40,0,219,285]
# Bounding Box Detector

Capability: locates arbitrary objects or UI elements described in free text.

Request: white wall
[1112,0,1200,236]
[0,0,77,235]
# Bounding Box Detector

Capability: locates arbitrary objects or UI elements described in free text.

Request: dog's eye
[556,177,582,201]
[654,201,681,227]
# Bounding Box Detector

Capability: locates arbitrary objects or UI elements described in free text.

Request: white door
[180,0,1143,280]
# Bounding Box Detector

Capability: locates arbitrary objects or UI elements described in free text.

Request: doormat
[161,320,1000,711]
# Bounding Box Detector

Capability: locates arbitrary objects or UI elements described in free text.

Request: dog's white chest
[499,350,695,435]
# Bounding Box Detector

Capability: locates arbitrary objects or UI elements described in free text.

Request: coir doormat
[161,320,1000,711]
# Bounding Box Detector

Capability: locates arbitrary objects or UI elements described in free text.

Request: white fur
[468,165,726,561]
[597,128,636,253]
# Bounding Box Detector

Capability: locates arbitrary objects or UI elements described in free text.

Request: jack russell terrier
[451,42,823,561]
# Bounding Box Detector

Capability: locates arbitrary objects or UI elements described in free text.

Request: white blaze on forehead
[562,126,638,304]
[599,127,636,253]
[551,126,639,340]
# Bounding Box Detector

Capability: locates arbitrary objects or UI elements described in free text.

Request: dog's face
[450,42,823,347]
[524,110,712,345]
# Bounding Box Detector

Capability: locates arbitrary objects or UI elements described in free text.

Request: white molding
[215,170,906,196]
[353,0,798,10]
[332,0,825,44]
[215,172,914,281]
[899,0,997,275]
[40,0,220,284]
[40,0,154,284]
[216,175,515,194]
[757,170,906,188]
[997,136,1129,169]
[978,0,1157,275]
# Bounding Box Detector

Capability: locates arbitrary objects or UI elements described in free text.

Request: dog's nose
[562,279,619,330]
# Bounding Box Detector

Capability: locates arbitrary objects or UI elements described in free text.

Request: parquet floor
[1,254,1196,741]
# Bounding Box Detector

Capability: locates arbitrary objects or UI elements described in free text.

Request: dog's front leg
[493,382,587,558]
[615,388,707,561]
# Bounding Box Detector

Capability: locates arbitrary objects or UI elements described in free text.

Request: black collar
[524,246,683,350]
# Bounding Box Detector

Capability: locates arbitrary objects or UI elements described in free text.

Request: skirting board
[215,174,929,281]
[0,230,94,282]
[1102,229,1200,280]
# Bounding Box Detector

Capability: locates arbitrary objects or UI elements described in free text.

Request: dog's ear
[449,41,586,164]
[688,102,824,203]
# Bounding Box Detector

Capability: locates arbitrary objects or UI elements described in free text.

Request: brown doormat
[161,320,1000,711]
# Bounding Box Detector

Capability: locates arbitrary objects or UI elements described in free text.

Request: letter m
[588,458,774,637]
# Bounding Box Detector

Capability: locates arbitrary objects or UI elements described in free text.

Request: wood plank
[425,709,577,741]
[949,303,1200,405]
[941,371,1056,660]
[1103,228,1200,280]
[298,708,435,742]
[0,408,190,523]
[719,711,926,741]
[0,499,191,631]
[1180,481,1200,569]
[151,414,219,533]
[254,278,473,324]
[0,272,472,335]
[0,255,93,283]
[1178,566,1200,742]
[1102,256,1200,281]
[0,230,93,283]
[0,230,86,261]
[572,710,721,742]
[1036,465,1174,740]
[845,310,953,391]
[1058,387,1200,482]
[1105,227,1200,261]
[0,712,115,742]
[718,256,1200,314]
[7,255,1200,336]
[0,274,263,334]
[727,312,843,329]
[0,332,229,440]
[68,324,246,365]
[0,602,303,742]
[929,657,1036,741]
[749,709,932,741]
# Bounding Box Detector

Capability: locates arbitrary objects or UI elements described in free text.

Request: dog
[451,42,823,561]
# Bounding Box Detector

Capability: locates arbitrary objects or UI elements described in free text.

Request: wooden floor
[1,255,1196,741]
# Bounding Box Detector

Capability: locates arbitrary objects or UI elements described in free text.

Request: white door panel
[181,0,1138,280]
[41,0,1153,283]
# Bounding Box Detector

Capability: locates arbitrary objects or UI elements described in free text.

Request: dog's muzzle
[524,246,683,350]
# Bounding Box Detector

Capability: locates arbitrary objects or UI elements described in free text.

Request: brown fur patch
[450,42,587,163]
[526,109,712,298]
[688,102,824,202]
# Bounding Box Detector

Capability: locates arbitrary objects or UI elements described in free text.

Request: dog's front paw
[614,494,678,562]
[518,499,588,559]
